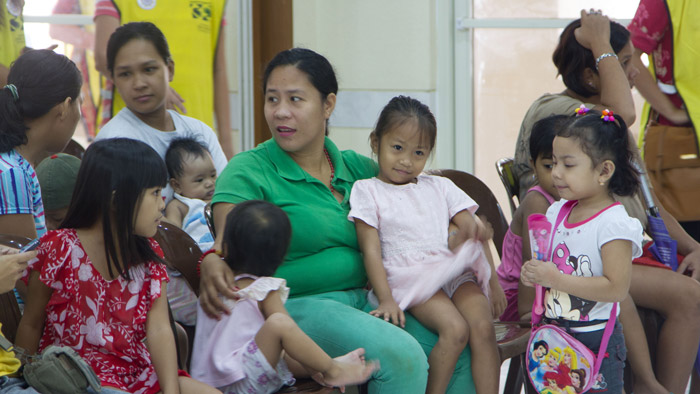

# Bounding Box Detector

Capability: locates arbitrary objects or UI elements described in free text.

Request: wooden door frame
[251,0,293,146]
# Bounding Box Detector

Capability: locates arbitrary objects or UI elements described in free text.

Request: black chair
[495,157,520,216]
[62,139,86,160]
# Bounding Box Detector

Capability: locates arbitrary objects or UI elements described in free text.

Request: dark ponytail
[0,50,82,153]
[558,111,639,196]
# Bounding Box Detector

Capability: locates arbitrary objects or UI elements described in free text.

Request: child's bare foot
[334,348,366,365]
[318,349,379,389]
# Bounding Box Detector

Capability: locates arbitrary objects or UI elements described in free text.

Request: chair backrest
[495,157,520,216]
[428,170,509,258]
[61,139,86,160]
[154,222,202,296]
[0,234,32,343]
[203,202,216,239]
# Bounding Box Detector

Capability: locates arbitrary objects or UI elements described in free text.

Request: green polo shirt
[213,138,378,297]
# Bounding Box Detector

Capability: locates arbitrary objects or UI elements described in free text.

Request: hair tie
[574,104,590,116]
[601,109,615,122]
[3,84,18,102]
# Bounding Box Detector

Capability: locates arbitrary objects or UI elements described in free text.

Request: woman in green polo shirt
[198,48,475,393]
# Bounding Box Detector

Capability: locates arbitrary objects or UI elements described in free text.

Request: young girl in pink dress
[16,138,221,394]
[348,96,505,394]
[498,115,566,322]
[191,200,377,394]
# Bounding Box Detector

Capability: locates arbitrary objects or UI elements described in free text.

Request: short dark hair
[61,138,168,279]
[107,22,171,75]
[0,50,81,152]
[372,95,437,153]
[263,48,338,135]
[553,19,630,98]
[557,111,639,196]
[222,200,292,277]
[165,137,209,179]
[530,115,570,162]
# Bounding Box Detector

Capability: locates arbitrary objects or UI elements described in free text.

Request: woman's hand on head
[369,300,405,328]
[574,9,611,51]
[0,250,36,293]
[198,253,237,318]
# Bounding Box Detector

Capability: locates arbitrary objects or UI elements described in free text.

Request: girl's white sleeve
[439,176,478,218]
[597,210,644,258]
[348,180,379,228]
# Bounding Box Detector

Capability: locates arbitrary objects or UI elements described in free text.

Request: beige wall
[292,0,437,156]
[223,2,241,153]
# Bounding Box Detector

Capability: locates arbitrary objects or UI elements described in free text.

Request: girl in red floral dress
[16,138,221,394]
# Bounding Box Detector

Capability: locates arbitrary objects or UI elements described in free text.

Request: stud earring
[599,180,605,186]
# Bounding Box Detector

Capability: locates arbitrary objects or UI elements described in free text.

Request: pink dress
[497,186,555,321]
[190,275,295,392]
[349,174,491,310]
[23,229,169,394]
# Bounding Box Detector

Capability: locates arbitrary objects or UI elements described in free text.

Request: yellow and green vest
[105,0,225,130]
[639,0,700,149]
[0,0,24,70]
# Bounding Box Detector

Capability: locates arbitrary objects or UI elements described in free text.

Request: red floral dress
[23,229,169,394]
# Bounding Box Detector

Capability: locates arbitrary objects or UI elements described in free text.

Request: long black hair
[0,50,81,152]
[61,138,168,279]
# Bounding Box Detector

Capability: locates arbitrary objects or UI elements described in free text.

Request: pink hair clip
[601,109,615,122]
[575,104,590,116]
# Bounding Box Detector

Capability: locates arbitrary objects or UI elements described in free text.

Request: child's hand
[0,250,35,294]
[489,277,507,319]
[521,259,560,288]
[474,217,493,242]
[370,300,405,328]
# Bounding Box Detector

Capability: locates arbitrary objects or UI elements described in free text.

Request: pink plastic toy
[527,214,553,318]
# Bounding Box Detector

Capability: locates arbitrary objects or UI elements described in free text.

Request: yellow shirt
[108,0,225,130]
[0,325,20,377]
[0,0,25,69]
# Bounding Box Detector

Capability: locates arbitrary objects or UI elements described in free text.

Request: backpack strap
[592,303,618,377]
[547,200,576,258]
